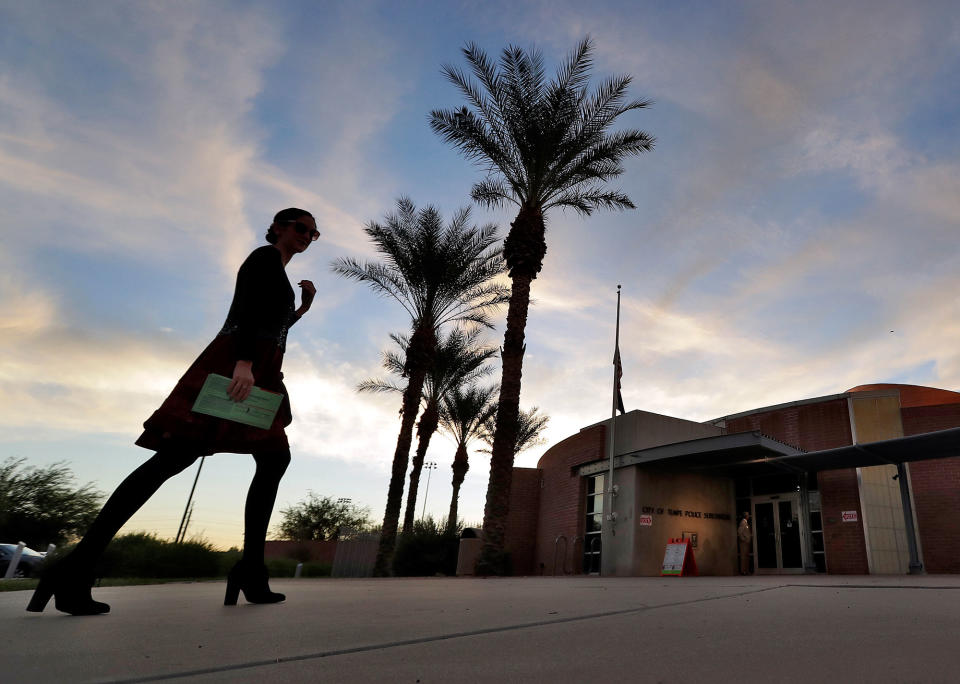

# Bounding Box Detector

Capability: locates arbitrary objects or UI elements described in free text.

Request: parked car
[0,543,47,578]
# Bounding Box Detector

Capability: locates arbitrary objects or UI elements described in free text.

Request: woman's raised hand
[298,280,316,312]
[227,360,255,402]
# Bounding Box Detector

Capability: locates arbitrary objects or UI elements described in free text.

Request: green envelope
[191,373,283,430]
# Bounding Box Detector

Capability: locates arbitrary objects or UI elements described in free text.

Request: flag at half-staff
[603,284,625,556]
[614,344,625,415]
[613,285,625,415]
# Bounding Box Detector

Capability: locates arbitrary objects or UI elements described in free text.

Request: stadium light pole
[420,462,437,521]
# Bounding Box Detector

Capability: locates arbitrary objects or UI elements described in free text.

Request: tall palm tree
[438,383,499,533]
[333,199,507,575]
[358,327,498,535]
[430,37,654,573]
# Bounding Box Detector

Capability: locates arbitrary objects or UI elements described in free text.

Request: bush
[93,533,222,579]
[392,516,462,577]
[46,534,334,581]
[0,458,103,549]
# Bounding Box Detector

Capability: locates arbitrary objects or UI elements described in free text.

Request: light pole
[175,456,205,544]
[421,462,437,521]
[336,498,353,539]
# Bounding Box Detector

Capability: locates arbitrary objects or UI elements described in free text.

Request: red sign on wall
[841,510,858,522]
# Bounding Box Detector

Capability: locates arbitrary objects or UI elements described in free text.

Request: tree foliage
[333,198,508,576]
[430,37,654,216]
[439,383,499,531]
[359,327,497,534]
[332,199,508,337]
[391,515,463,577]
[274,492,373,542]
[479,406,550,457]
[0,458,103,549]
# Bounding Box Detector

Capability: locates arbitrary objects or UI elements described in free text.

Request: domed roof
[846,383,960,408]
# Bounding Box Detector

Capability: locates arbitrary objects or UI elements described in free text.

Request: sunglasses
[284,219,321,241]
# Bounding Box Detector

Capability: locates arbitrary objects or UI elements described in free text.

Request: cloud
[0,3,286,274]
[281,341,409,471]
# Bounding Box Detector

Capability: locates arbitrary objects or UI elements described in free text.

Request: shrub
[94,533,221,579]
[392,516,462,577]
[0,458,103,548]
[48,534,334,580]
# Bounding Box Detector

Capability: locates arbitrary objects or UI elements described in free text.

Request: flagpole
[606,285,621,540]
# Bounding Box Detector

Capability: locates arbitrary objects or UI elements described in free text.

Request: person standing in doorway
[28,208,320,615]
[738,512,753,575]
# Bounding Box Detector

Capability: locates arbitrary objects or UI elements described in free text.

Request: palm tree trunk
[478,273,532,573]
[478,205,545,575]
[447,443,470,532]
[402,399,440,534]
[373,327,434,576]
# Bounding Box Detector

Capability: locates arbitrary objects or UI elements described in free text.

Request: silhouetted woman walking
[28,208,320,615]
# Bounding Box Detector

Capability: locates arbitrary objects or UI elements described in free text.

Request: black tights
[70,447,291,570]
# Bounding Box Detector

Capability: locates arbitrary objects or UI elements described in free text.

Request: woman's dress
[135,245,300,455]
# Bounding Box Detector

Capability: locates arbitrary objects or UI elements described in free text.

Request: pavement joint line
[791,584,960,590]
[101,585,787,684]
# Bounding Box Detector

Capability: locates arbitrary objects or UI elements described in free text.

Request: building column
[896,463,924,575]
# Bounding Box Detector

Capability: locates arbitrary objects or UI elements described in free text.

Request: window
[583,474,604,574]
[808,486,826,573]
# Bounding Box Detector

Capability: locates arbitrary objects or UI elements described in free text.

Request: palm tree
[333,198,507,575]
[479,406,550,458]
[438,383,499,533]
[358,327,498,535]
[430,37,654,573]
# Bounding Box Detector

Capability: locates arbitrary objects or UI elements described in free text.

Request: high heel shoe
[26,559,110,615]
[224,560,285,605]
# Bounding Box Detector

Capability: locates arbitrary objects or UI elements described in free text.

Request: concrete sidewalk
[3,575,960,683]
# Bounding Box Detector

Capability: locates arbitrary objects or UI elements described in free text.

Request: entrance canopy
[578,427,960,478]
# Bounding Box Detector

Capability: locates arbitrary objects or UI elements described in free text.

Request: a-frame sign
[661,537,699,576]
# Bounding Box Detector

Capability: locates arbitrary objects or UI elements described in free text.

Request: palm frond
[478,406,550,456]
[357,379,404,394]
[432,37,653,219]
[439,383,499,447]
[423,326,498,402]
[331,257,417,320]
[334,198,508,374]
[543,188,636,215]
[471,177,518,208]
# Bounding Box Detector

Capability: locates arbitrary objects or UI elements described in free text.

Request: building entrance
[752,494,806,573]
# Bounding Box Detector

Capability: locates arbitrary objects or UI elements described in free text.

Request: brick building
[501,384,960,576]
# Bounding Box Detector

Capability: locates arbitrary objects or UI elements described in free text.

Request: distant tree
[334,198,507,575]
[439,384,499,533]
[431,37,653,573]
[0,457,104,549]
[358,327,497,535]
[274,492,373,542]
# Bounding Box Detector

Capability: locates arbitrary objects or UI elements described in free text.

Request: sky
[1,0,958,550]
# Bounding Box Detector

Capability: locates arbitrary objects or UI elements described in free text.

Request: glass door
[752,494,806,574]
